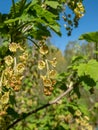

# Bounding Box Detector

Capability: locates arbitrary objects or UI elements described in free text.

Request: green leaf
[55,125,69,130]
[72,55,86,64]
[0,41,9,57]
[10,0,27,18]
[80,76,96,91]
[77,59,98,82]
[45,1,60,9]
[73,85,81,98]
[56,72,68,81]
[78,104,89,115]
[28,4,61,36]
[7,107,19,119]
[86,60,98,81]
[32,4,57,23]
[76,63,86,76]
[9,95,16,105]
[79,32,98,43]
[49,24,61,36]
[29,23,51,39]
[95,102,98,108]
[25,0,39,12]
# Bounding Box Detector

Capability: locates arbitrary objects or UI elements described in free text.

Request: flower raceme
[1,42,28,100]
[38,41,57,96]
[0,42,29,123]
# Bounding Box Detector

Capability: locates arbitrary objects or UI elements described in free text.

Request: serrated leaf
[80,76,96,91]
[86,60,98,81]
[45,1,60,9]
[49,24,61,36]
[25,0,39,12]
[77,59,98,82]
[79,32,98,43]
[32,4,57,20]
[77,63,86,76]
[27,3,61,36]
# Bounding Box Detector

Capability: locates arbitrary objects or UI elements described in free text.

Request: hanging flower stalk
[0,42,29,121]
[38,40,57,96]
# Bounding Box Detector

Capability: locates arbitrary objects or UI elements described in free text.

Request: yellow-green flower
[27,100,33,106]
[0,111,7,116]
[4,67,13,77]
[9,42,18,52]
[75,110,82,117]
[77,2,83,8]
[4,55,13,66]
[40,75,46,80]
[48,70,57,78]
[19,52,28,61]
[2,77,9,87]
[16,63,25,73]
[64,114,72,123]
[38,60,46,70]
[39,45,48,55]
[50,57,57,67]
[84,116,89,121]
[75,118,80,124]
[1,92,9,104]
[43,77,52,86]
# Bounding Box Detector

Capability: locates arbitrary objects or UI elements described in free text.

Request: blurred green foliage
[0,0,98,130]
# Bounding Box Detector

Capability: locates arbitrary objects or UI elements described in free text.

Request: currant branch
[7,82,74,130]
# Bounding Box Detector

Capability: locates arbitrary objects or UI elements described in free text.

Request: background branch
[7,82,73,130]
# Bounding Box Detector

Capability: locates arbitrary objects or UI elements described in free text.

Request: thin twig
[7,82,73,130]
[26,37,39,48]
[13,57,17,73]
[49,82,73,104]
[7,104,50,130]
[0,71,3,88]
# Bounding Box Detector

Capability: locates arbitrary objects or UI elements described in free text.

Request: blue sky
[51,0,98,52]
[0,0,98,52]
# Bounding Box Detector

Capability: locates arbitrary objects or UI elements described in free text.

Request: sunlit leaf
[45,1,60,9]
[79,32,98,43]
[77,59,98,81]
